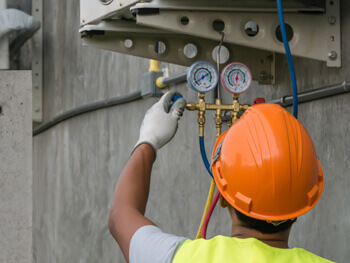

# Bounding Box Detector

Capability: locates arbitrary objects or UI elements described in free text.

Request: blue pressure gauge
[187,61,219,93]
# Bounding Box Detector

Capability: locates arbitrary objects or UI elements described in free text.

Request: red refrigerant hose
[201,190,221,239]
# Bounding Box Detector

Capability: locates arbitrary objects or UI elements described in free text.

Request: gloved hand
[134,91,186,158]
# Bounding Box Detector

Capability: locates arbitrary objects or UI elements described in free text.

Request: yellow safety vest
[172,236,334,263]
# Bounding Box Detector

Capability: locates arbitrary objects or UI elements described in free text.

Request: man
[108,91,334,262]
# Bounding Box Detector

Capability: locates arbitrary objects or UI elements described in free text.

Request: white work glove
[134,91,186,158]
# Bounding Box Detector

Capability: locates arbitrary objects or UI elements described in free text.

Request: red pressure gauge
[221,62,252,95]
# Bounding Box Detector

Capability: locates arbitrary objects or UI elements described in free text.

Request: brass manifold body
[186,93,250,138]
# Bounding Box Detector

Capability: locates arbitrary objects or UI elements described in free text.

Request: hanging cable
[198,32,225,179]
[277,0,298,118]
[201,190,220,239]
[216,32,225,99]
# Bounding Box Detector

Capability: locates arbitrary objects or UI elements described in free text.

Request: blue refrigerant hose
[277,0,298,119]
[199,136,214,178]
[172,94,214,178]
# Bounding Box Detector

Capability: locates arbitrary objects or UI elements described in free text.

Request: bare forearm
[108,144,156,260]
[113,144,155,214]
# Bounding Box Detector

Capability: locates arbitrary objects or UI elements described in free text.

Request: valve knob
[253,98,265,105]
[171,94,184,115]
[173,94,183,103]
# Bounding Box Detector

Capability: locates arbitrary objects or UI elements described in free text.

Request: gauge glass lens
[187,61,219,93]
[221,62,252,95]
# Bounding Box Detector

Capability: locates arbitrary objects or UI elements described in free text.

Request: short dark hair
[234,209,296,234]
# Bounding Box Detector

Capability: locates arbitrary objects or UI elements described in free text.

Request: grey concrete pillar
[0,71,32,263]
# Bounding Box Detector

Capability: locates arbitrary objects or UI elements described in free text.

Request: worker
[108,91,334,262]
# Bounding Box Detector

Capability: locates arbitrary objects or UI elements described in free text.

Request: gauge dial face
[221,62,252,95]
[187,61,219,93]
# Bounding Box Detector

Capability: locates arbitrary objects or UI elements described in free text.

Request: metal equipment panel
[81,21,275,84]
[80,0,340,69]
[136,10,339,66]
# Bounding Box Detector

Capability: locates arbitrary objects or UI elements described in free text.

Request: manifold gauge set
[187,61,252,95]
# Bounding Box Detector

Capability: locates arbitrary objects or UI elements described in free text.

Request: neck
[228,206,291,249]
[231,225,290,248]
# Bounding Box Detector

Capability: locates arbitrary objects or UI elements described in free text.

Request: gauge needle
[195,73,209,84]
[235,72,239,84]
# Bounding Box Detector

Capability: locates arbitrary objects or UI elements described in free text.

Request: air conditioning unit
[80,0,341,84]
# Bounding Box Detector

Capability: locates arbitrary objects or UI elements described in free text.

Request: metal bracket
[32,0,43,122]
[326,0,341,67]
[134,0,341,67]
[80,0,146,25]
[80,21,275,84]
[140,71,163,98]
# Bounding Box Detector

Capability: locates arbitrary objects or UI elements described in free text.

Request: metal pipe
[267,81,350,107]
[10,26,41,54]
[156,71,187,88]
[0,0,9,69]
[33,90,142,136]
[0,8,41,68]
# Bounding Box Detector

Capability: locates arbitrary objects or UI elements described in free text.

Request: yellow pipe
[156,77,165,88]
[149,59,160,72]
[150,59,166,89]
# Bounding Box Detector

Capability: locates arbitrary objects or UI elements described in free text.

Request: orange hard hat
[211,103,324,221]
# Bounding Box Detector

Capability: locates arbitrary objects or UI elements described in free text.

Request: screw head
[328,16,336,25]
[328,51,338,61]
[259,71,268,81]
[259,71,273,81]
[34,107,40,113]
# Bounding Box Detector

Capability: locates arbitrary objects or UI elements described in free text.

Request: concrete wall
[33,1,349,262]
[0,71,32,263]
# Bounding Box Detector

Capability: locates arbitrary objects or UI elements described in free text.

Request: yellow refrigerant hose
[195,126,221,239]
[196,179,216,239]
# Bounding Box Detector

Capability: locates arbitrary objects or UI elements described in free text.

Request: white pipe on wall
[0,0,9,70]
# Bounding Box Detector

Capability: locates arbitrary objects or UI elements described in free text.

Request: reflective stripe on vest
[172,236,334,263]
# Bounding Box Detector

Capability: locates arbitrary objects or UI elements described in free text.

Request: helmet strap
[211,140,224,167]
[220,195,229,208]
